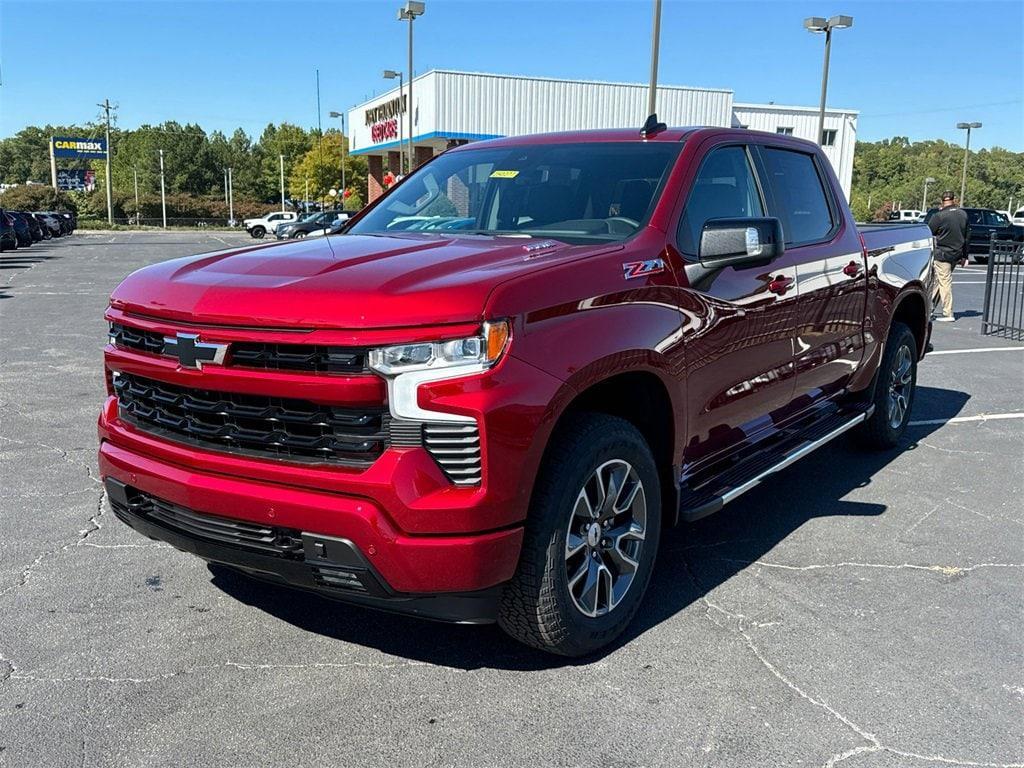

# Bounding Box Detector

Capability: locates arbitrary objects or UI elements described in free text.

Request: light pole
[158,149,167,229]
[279,154,286,212]
[647,0,662,118]
[133,167,140,227]
[921,176,936,212]
[328,110,347,204]
[382,70,405,174]
[804,15,853,146]
[398,1,424,172]
[956,121,981,206]
[227,167,234,225]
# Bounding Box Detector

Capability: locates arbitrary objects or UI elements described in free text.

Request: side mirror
[698,217,785,268]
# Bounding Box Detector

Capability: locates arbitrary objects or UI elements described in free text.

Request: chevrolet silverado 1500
[99,124,933,655]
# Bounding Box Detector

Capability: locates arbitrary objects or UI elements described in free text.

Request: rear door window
[677,146,764,255]
[760,148,835,245]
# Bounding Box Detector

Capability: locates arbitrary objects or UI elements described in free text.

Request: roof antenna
[640,113,667,138]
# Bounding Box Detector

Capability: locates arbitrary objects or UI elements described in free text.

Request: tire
[857,321,918,450]
[498,413,662,656]
[250,226,266,239]
[292,231,306,239]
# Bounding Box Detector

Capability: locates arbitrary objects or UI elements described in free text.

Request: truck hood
[110,233,610,329]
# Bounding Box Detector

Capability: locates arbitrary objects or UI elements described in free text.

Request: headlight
[368,321,510,376]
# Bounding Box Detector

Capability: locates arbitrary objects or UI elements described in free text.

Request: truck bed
[857,222,933,253]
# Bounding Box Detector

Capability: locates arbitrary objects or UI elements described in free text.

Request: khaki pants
[933,260,954,318]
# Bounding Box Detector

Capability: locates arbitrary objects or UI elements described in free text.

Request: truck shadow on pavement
[209,385,970,671]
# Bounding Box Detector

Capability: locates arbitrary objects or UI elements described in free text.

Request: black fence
[981,239,1024,341]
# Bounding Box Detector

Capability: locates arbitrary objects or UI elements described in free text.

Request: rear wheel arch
[890,290,928,357]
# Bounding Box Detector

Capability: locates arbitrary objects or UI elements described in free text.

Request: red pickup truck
[99,125,933,655]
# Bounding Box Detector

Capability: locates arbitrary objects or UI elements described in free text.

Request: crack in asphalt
[678,551,1024,768]
[717,559,1024,577]
[0,490,107,600]
[0,434,101,488]
[0,657,430,686]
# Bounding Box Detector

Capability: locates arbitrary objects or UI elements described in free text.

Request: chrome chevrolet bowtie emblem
[163,333,228,369]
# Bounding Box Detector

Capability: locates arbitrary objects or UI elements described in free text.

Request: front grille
[110,323,165,355]
[230,343,366,374]
[111,486,303,558]
[109,322,368,374]
[114,372,387,465]
[423,422,482,485]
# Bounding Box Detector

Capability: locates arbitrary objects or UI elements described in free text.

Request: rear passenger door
[673,143,802,470]
[754,145,866,403]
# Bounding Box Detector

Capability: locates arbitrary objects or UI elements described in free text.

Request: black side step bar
[678,405,874,523]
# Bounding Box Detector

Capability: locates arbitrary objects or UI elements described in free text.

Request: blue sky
[1,0,1021,150]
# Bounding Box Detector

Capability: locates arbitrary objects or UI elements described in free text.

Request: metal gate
[981,240,1024,341]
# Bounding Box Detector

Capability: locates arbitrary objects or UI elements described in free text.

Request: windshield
[349,142,682,245]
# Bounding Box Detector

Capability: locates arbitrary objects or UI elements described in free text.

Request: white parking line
[928,346,1024,355]
[908,413,1024,427]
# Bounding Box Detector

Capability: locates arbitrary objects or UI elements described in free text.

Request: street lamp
[382,70,405,175]
[397,1,424,173]
[921,176,936,212]
[804,14,853,146]
[328,110,347,203]
[956,121,982,206]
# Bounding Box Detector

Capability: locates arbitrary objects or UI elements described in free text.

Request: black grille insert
[109,322,368,374]
[110,486,304,558]
[115,372,387,465]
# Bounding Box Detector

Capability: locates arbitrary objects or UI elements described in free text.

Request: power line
[861,99,1022,118]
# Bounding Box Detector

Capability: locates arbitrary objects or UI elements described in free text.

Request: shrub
[0,185,77,212]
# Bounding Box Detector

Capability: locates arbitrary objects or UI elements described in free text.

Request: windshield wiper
[455,230,533,238]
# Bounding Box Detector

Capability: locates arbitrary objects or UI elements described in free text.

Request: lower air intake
[423,422,482,486]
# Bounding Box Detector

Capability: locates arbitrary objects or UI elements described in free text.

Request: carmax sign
[52,137,107,159]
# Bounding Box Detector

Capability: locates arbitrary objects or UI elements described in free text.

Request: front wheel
[857,321,918,449]
[250,226,266,239]
[499,413,661,656]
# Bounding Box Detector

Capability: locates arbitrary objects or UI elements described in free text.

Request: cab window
[676,146,764,256]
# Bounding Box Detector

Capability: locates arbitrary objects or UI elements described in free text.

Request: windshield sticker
[489,170,520,179]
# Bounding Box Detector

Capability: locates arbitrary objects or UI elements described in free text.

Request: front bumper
[104,476,503,623]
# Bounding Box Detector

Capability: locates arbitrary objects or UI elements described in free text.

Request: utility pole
[227,167,234,225]
[97,98,115,224]
[133,168,140,226]
[224,168,229,210]
[158,149,167,229]
[646,0,662,118]
[279,154,286,212]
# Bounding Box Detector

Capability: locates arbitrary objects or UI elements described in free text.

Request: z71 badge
[622,258,666,279]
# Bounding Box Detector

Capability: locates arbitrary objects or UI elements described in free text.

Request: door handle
[843,261,863,278]
[768,275,794,295]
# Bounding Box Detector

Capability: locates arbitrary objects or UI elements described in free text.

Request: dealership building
[348,69,858,202]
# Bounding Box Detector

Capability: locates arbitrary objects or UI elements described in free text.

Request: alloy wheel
[564,459,647,618]
[887,343,913,429]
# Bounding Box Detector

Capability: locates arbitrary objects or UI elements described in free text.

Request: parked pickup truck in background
[99,125,933,655]
[925,206,1024,262]
[243,210,297,239]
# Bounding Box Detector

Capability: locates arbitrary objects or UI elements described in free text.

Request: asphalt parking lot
[1,232,1022,768]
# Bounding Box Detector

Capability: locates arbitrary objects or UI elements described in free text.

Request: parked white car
[1009,208,1024,226]
[890,209,923,222]
[243,211,298,239]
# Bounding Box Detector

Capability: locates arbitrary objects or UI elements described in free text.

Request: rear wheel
[499,414,661,656]
[857,322,917,449]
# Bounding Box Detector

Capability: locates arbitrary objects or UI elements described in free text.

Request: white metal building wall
[731,103,858,198]
[432,70,733,138]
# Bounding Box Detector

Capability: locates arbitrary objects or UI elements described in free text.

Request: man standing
[927,191,969,322]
